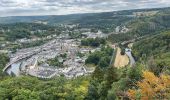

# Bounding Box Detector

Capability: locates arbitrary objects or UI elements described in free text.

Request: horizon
[1,6,170,18]
[0,0,170,17]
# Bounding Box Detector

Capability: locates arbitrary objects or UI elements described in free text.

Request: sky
[0,0,170,17]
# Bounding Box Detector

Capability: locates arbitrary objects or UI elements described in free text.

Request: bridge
[3,51,40,72]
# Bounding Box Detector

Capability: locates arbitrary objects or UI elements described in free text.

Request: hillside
[133,31,170,74]
[0,7,170,100]
[0,14,87,25]
[108,7,170,43]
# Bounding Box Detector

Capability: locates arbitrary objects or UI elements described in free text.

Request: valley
[0,6,170,100]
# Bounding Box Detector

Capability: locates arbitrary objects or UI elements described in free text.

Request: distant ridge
[0,7,169,24]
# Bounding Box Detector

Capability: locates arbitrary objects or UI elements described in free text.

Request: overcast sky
[0,0,170,17]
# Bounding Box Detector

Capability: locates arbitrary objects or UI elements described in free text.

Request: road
[125,49,135,66]
[3,49,42,72]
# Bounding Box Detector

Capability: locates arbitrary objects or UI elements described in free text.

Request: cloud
[0,0,170,17]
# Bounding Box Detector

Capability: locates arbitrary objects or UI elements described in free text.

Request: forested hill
[109,14,170,42]
[0,7,170,100]
[132,31,170,74]
[0,7,169,25]
[1,7,170,39]
[0,23,63,41]
[0,14,87,24]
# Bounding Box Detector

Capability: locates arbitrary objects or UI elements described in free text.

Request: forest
[81,38,106,47]
[0,23,63,41]
[132,31,170,75]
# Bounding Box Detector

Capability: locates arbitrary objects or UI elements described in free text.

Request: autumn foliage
[127,71,170,100]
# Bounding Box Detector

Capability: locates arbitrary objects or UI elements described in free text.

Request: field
[113,47,129,68]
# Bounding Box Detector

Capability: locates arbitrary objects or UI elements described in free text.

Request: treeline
[132,31,170,75]
[86,65,143,99]
[0,23,62,41]
[47,56,63,67]
[108,11,170,43]
[133,31,170,59]
[74,12,133,33]
[108,33,134,43]
[0,76,89,100]
[1,64,169,99]
[0,53,9,78]
[81,38,106,47]
[85,46,113,68]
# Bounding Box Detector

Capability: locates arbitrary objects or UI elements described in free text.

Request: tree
[85,52,100,65]
[13,89,40,100]
[127,71,170,100]
[127,65,142,83]
[92,67,104,82]
[91,28,98,33]
[104,67,118,87]
[98,57,110,68]
[0,53,9,78]
[120,49,125,55]
[97,67,118,99]
[81,38,106,47]
[107,78,129,100]
[86,79,100,100]
[47,56,63,67]
[147,56,163,76]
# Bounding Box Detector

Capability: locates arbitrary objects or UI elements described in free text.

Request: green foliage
[106,66,143,99]
[85,46,113,68]
[6,29,31,41]
[69,32,81,39]
[119,44,126,55]
[92,67,104,82]
[77,52,84,58]
[108,33,134,43]
[133,31,170,74]
[86,79,100,100]
[127,65,143,83]
[47,56,63,67]
[0,53,9,78]
[0,23,61,41]
[75,13,133,33]
[90,28,98,33]
[87,67,118,99]
[81,38,106,47]
[85,52,100,65]
[0,7,170,100]
[0,76,89,100]
[108,11,170,43]
[98,56,110,68]
[133,31,170,58]
[87,64,143,99]
[60,53,67,58]
[21,40,46,48]
[12,89,40,100]
[107,78,129,100]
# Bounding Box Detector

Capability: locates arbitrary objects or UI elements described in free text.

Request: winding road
[125,48,135,66]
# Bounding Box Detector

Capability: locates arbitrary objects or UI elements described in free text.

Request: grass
[113,47,129,68]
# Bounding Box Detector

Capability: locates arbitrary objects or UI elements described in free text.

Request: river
[6,60,26,76]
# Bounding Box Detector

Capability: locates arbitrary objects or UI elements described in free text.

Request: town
[4,31,108,78]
